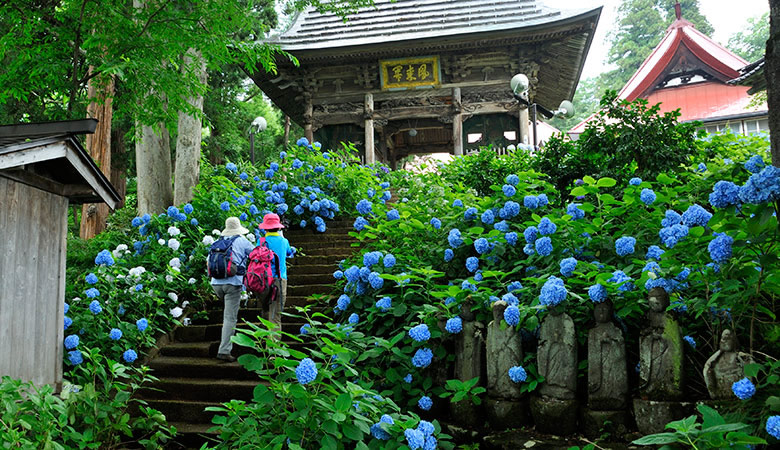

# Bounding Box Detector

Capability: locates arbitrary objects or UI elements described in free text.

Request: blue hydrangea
[354,216,369,231]
[535,236,553,256]
[501,200,521,219]
[448,229,463,248]
[333,270,344,280]
[239,172,248,181]
[588,284,607,303]
[539,276,567,307]
[136,318,148,332]
[464,207,478,221]
[348,313,359,325]
[89,300,102,314]
[537,193,549,207]
[683,335,696,348]
[300,220,307,228]
[292,159,303,169]
[123,349,138,363]
[708,233,734,263]
[629,177,642,186]
[131,217,142,227]
[336,294,350,312]
[744,155,765,173]
[709,180,740,208]
[539,217,557,235]
[697,162,707,172]
[109,328,122,340]
[682,204,712,227]
[504,305,520,326]
[646,245,665,260]
[615,236,636,256]
[409,324,431,342]
[481,209,495,225]
[640,188,656,205]
[732,377,756,400]
[505,232,518,246]
[296,137,309,147]
[524,226,538,244]
[225,162,237,173]
[64,334,79,349]
[369,272,384,289]
[418,396,433,410]
[461,280,477,292]
[444,248,454,262]
[643,261,662,275]
[279,151,287,159]
[376,297,392,310]
[465,256,479,272]
[503,184,517,197]
[452,199,463,207]
[445,317,462,334]
[383,254,396,268]
[508,365,527,383]
[502,293,518,306]
[190,218,199,226]
[523,195,538,209]
[738,166,780,204]
[566,203,585,220]
[417,420,435,438]
[494,220,510,232]
[64,316,72,329]
[220,201,230,211]
[474,238,490,254]
[68,350,83,365]
[661,210,683,227]
[370,421,392,440]
[766,416,780,439]
[506,174,519,186]
[404,374,413,383]
[559,257,578,277]
[411,348,433,368]
[363,251,382,268]
[474,271,484,282]
[523,244,535,255]
[659,224,689,248]
[64,303,69,314]
[94,250,114,266]
[387,209,400,221]
[295,358,318,385]
[405,428,425,450]
[356,199,373,215]
[430,218,441,229]
[85,273,98,285]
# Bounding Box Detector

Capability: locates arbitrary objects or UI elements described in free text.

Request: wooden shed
[0,119,120,390]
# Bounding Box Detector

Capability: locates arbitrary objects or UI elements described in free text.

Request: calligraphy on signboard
[380,56,440,90]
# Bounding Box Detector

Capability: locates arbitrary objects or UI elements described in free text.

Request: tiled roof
[271,0,594,51]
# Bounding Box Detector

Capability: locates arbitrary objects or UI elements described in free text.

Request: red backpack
[244,238,279,298]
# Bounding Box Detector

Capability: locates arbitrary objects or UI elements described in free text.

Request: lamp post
[510,73,575,150]
[249,116,267,165]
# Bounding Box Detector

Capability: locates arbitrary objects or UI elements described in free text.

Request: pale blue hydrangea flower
[508,365,527,383]
[295,358,318,385]
[418,396,433,410]
[588,284,607,303]
[411,348,433,368]
[640,188,656,205]
[409,324,431,342]
[466,257,479,272]
[445,317,463,334]
[559,257,578,277]
[504,305,520,326]
[539,217,557,235]
[629,177,642,186]
[708,233,734,263]
[615,236,636,256]
[683,335,696,348]
[535,236,553,256]
[731,377,756,400]
[539,276,567,306]
[123,349,138,363]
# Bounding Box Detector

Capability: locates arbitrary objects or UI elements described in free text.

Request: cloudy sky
[543,0,770,78]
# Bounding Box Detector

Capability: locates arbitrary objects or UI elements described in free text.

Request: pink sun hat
[258,213,285,230]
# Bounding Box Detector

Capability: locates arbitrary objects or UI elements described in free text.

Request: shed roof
[0,119,121,209]
[728,57,766,95]
[271,0,595,51]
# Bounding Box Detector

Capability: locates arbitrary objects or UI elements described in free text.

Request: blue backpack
[207,236,245,279]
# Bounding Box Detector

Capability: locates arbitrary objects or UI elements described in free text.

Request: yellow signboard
[380,56,440,90]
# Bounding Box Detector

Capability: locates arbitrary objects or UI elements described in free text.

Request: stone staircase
[139,219,357,448]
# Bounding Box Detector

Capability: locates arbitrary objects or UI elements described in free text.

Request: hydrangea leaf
[571,186,587,197]
[342,423,363,441]
[335,393,352,412]
[596,177,616,188]
[252,384,274,405]
[657,173,676,184]
[689,226,705,238]
[583,176,596,185]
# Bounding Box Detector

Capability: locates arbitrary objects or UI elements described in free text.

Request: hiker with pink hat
[255,213,294,331]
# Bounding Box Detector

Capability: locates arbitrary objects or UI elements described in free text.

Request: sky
[542,0,770,79]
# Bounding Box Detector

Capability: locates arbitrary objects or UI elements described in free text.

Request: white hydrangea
[167,226,181,236]
[168,292,178,302]
[170,306,183,318]
[202,235,215,246]
[165,274,174,283]
[212,229,222,236]
[171,266,180,273]
[116,274,125,279]
[246,233,256,243]
[240,291,249,301]
[72,296,82,303]
[167,239,181,251]
[112,244,129,258]
[181,301,190,308]
[187,278,196,285]
[129,266,146,278]
[158,238,166,245]
[169,258,181,269]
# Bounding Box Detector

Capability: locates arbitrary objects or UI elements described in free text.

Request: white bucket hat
[221,217,249,236]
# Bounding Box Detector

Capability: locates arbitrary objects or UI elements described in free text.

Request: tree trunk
[768,0,780,166]
[283,115,291,148]
[135,123,173,215]
[110,124,128,209]
[174,48,207,206]
[80,72,114,239]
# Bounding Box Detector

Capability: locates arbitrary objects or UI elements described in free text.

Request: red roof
[570,7,765,135]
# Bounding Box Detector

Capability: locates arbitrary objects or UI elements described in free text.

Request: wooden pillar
[304,94,314,143]
[519,106,530,146]
[364,93,375,164]
[379,131,388,164]
[389,146,397,171]
[452,87,463,156]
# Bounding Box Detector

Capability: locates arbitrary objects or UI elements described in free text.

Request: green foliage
[540,91,700,191]
[439,148,537,196]
[727,12,770,62]
[0,351,174,449]
[633,404,765,449]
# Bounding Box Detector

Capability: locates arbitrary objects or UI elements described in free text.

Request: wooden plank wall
[0,176,67,389]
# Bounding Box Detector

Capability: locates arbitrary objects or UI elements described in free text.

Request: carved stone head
[492,300,508,322]
[720,329,737,352]
[648,287,670,312]
[594,299,613,324]
[460,296,475,322]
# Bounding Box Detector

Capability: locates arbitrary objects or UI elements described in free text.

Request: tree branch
[135,0,173,38]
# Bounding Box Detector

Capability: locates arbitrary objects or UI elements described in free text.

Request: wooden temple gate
[250,0,601,168]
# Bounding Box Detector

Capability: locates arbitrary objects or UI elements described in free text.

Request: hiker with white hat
[256,213,294,331]
[209,216,254,362]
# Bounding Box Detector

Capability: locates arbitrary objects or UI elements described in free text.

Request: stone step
[288,284,334,297]
[295,247,354,257]
[295,241,357,252]
[289,264,340,278]
[289,234,356,245]
[147,356,258,380]
[171,321,308,344]
[145,399,219,425]
[287,272,337,285]
[139,377,261,403]
[286,295,333,307]
[167,422,217,448]
[290,255,347,266]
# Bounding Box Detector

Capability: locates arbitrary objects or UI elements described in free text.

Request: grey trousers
[213,283,242,356]
[259,278,287,331]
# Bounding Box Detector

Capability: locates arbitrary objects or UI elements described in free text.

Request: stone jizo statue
[486,300,522,399]
[588,299,628,410]
[703,329,754,399]
[537,306,577,400]
[639,287,683,400]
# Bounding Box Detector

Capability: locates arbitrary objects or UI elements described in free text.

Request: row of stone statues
[453,287,753,435]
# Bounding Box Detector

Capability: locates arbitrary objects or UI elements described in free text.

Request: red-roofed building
[569,3,768,139]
